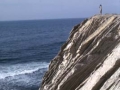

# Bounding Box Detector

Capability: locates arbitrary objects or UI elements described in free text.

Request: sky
[0,0,120,21]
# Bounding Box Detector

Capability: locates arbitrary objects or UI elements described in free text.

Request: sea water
[0,18,84,90]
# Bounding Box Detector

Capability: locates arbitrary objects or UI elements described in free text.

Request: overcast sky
[0,0,120,21]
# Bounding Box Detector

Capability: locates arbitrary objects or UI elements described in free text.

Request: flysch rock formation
[39,14,120,90]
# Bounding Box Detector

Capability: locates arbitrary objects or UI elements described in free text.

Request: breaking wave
[0,62,49,79]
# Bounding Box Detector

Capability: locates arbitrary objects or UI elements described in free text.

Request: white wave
[0,62,49,79]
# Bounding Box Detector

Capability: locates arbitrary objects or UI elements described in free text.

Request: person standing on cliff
[99,4,102,14]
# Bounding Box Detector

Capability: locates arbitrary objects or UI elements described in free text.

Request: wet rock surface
[39,14,120,90]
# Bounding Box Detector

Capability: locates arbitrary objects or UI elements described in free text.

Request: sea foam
[0,62,49,79]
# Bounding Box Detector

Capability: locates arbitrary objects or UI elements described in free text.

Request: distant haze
[0,0,120,21]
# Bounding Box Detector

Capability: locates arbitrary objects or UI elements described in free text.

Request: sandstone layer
[40,14,120,90]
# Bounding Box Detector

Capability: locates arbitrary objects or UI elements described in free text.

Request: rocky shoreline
[39,14,120,90]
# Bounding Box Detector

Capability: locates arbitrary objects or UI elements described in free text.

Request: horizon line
[0,17,87,22]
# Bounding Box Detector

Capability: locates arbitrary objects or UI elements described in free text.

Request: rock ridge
[39,14,120,90]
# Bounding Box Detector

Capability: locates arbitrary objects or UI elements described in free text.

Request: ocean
[0,18,84,90]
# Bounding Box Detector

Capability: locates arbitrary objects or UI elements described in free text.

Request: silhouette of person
[99,4,102,14]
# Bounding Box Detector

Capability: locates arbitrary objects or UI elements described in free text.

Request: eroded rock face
[39,14,120,90]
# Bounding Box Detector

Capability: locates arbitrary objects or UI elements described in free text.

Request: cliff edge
[40,14,120,90]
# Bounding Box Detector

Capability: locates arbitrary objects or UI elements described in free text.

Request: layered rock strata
[40,14,120,90]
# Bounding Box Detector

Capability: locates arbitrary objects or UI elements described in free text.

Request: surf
[0,62,49,79]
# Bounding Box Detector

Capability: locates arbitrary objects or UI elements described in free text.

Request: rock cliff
[39,14,120,90]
